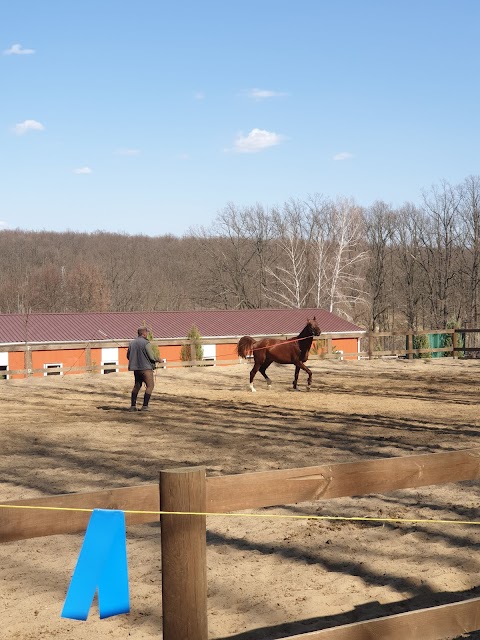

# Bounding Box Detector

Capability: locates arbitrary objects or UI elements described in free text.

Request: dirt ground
[2,358,480,639]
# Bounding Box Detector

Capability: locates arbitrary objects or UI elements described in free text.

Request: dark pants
[131,369,154,407]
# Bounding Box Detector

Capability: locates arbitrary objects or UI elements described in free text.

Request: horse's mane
[296,321,315,357]
[296,322,313,339]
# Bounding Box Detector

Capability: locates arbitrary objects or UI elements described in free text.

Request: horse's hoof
[249,385,256,393]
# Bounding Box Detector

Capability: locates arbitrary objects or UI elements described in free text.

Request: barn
[0,308,365,379]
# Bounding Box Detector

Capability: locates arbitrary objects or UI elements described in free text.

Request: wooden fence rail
[3,447,480,638]
[2,327,480,378]
[3,447,480,543]
[2,359,243,377]
[281,597,480,640]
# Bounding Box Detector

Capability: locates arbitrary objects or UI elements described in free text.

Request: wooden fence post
[85,345,92,372]
[368,331,374,360]
[160,466,208,640]
[453,330,458,359]
[24,347,32,378]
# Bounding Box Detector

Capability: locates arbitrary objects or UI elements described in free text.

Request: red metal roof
[0,309,364,344]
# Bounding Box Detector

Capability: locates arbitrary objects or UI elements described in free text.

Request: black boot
[141,393,151,411]
[129,391,138,411]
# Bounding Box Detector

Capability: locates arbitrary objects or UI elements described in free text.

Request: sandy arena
[1,358,480,639]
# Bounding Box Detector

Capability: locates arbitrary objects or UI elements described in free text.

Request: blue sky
[1,1,479,237]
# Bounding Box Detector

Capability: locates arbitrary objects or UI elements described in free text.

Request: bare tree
[264,199,316,308]
[28,263,64,312]
[2,176,480,328]
[393,203,425,330]
[304,194,331,308]
[419,180,462,328]
[191,203,272,309]
[458,175,480,326]
[65,261,111,312]
[324,197,367,317]
[364,201,397,330]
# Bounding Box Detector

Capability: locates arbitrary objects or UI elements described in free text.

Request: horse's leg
[259,357,273,388]
[249,357,262,392]
[293,365,301,390]
[300,362,313,390]
[293,361,313,390]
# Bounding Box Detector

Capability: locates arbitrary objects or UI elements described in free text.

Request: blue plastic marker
[61,509,130,620]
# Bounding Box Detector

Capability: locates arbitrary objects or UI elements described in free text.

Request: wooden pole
[85,345,92,372]
[453,330,458,359]
[160,466,208,640]
[407,332,413,359]
[24,347,32,378]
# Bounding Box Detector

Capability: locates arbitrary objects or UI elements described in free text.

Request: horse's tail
[237,336,256,358]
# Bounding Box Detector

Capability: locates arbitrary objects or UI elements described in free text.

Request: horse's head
[308,317,321,336]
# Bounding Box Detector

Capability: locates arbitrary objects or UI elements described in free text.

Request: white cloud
[73,167,92,174]
[0,221,8,229]
[3,43,35,55]
[194,91,205,101]
[116,148,140,156]
[13,119,45,135]
[234,128,285,153]
[248,88,288,100]
[333,151,354,161]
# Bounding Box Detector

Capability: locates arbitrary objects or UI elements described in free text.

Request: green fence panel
[429,333,447,357]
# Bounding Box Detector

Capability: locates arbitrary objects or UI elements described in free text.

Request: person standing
[126,327,160,411]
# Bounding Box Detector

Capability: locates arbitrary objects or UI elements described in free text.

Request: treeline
[1,175,479,331]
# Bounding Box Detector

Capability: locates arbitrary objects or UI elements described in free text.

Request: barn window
[44,363,63,376]
[202,344,216,366]
[101,347,119,374]
[0,352,8,379]
[102,361,118,374]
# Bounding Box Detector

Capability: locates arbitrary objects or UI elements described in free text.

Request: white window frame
[202,344,216,360]
[44,363,63,376]
[0,352,8,380]
[202,344,216,363]
[102,361,119,374]
[101,348,119,374]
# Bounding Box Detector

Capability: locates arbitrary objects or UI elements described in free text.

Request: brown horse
[237,317,321,392]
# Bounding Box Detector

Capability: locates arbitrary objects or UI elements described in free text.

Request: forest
[1,175,479,332]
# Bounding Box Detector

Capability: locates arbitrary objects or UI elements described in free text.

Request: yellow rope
[1,503,479,526]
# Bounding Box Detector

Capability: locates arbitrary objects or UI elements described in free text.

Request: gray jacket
[127,336,158,371]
